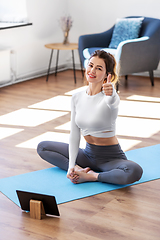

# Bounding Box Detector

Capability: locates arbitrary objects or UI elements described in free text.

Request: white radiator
[0,49,11,84]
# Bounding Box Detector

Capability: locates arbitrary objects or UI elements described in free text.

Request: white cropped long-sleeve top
[68,86,120,170]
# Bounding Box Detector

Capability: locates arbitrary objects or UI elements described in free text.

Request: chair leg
[149,70,154,86]
[46,49,54,82]
[55,50,59,76]
[78,50,84,78]
[125,75,128,81]
[116,81,119,92]
[125,75,128,86]
[72,50,76,84]
[124,75,128,87]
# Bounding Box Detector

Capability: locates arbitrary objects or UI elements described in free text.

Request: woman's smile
[88,73,96,78]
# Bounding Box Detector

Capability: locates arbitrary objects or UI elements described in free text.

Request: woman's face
[86,56,107,84]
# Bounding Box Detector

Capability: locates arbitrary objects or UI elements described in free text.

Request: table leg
[55,50,59,76]
[72,50,76,83]
[78,50,84,78]
[46,49,54,82]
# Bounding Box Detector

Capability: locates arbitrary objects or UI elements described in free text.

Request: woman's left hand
[102,74,113,96]
[67,168,79,183]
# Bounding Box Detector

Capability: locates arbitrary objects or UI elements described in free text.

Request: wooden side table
[45,43,84,83]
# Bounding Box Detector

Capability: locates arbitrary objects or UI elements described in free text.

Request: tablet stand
[16,190,60,218]
[30,199,46,220]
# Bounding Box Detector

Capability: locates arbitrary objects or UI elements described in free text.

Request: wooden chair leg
[149,70,154,86]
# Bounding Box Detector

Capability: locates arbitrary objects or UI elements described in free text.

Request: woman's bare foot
[74,165,91,173]
[68,166,91,183]
[72,170,99,184]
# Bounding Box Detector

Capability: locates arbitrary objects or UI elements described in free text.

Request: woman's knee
[37,141,47,156]
[127,162,143,184]
[118,161,143,184]
[133,163,143,181]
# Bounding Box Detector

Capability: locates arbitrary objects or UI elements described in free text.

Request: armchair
[78,16,160,88]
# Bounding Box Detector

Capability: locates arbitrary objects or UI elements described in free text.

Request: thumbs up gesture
[102,74,113,96]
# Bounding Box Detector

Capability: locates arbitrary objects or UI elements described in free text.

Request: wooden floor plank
[0,70,160,239]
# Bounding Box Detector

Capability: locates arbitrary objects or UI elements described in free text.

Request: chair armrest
[78,27,114,66]
[116,36,149,62]
[115,37,159,75]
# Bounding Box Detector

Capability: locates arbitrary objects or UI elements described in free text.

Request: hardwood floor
[0,70,160,240]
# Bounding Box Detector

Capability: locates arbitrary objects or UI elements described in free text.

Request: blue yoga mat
[0,144,160,207]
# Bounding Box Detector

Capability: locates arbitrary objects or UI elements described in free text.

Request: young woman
[37,50,143,185]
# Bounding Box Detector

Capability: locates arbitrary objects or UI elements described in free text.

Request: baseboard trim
[0,63,82,88]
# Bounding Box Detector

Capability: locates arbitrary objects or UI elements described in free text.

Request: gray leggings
[37,141,143,185]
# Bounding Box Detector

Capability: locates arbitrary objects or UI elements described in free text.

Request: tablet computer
[16,190,60,216]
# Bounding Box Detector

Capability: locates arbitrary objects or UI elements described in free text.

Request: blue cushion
[109,17,144,49]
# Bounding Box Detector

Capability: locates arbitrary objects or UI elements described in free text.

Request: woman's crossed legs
[37,141,143,185]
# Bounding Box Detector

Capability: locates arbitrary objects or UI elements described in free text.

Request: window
[0,0,32,29]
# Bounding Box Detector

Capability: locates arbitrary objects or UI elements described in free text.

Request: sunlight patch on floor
[28,95,72,111]
[65,86,88,96]
[117,138,141,152]
[0,127,23,140]
[55,121,70,130]
[16,132,86,149]
[3,89,160,153]
[0,108,68,127]
[119,100,160,119]
[127,95,160,102]
[55,117,160,139]
[16,131,141,152]
[117,116,160,138]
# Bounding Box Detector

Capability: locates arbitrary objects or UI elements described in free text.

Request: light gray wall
[69,0,160,38]
[0,0,160,86]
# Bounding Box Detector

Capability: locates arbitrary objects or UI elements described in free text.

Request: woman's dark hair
[89,50,118,84]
